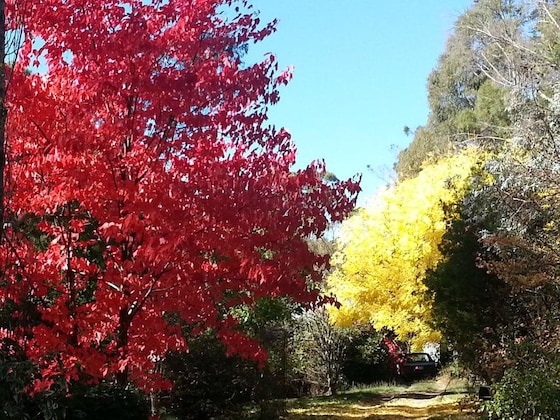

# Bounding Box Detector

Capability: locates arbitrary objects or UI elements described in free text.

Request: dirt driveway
[286,376,480,420]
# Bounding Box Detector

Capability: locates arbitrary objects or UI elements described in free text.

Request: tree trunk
[116,307,131,386]
[0,0,6,237]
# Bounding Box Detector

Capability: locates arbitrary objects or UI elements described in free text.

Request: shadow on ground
[284,376,480,420]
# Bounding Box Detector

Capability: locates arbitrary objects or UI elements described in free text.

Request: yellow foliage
[328,149,484,349]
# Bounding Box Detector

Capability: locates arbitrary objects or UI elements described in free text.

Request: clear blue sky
[248,1,473,206]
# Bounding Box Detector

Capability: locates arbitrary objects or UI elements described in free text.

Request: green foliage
[427,32,483,125]
[160,297,313,418]
[397,79,509,180]
[453,109,478,134]
[486,344,560,420]
[396,1,514,180]
[343,327,392,384]
[537,2,560,65]
[0,339,39,419]
[234,296,306,399]
[424,212,510,381]
[234,296,296,335]
[162,331,259,419]
[35,383,150,420]
[472,81,510,138]
[395,125,451,179]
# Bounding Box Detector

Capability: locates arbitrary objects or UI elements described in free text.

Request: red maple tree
[0,0,359,392]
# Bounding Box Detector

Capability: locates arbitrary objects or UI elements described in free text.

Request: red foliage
[0,0,359,393]
[383,336,404,368]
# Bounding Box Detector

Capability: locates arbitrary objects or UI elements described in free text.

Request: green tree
[424,209,510,382]
[462,0,560,287]
[433,3,560,396]
[396,0,515,179]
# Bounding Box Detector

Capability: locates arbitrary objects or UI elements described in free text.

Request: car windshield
[405,353,430,363]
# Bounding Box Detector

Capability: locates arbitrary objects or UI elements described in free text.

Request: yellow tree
[328,149,484,349]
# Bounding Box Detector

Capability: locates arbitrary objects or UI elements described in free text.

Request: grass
[280,374,481,420]
[162,374,482,419]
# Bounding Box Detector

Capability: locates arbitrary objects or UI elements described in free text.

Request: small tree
[293,309,349,396]
[424,210,511,382]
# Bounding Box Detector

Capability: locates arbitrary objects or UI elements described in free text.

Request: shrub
[161,331,259,419]
[486,348,560,420]
[58,383,150,420]
[343,327,393,384]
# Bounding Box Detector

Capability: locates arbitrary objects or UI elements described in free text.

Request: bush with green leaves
[0,339,40,419]
[161,331,260,419]
[37,383,150,420]
[424,211,512,382]
[486,345,560,420]
[343,327,392,384]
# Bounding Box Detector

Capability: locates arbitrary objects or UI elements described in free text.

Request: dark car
[397,352,439,380]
